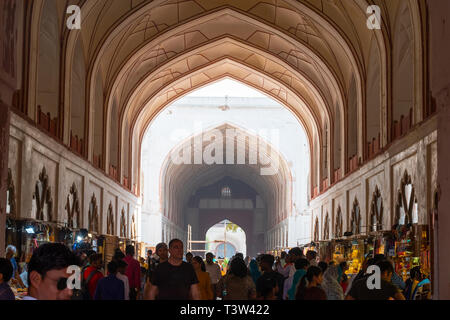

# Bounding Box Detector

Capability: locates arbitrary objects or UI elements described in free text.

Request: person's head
[306,250,317,262]
[117,259,128,275]
[27,243,79,300]
[323,264,340,281]
[364,258,377,274]
[374,254,385,263]
[88,253,103,269]
[192,256,206,272]
[295,258,309,270]
[377,260,394,282]
[318,261,328,273]
[168,239,184,260]
[113,249,125,261]
[296,265,323,299]
[0,258,13,284]
[147,250,152,257]
[305,265,323,285]
[280,251,287,260]
[80,252,87,263]
[259,254,275,272]
[125,245,135,256]
[155,242,168,262]
[288,247,303,262]
[185,252,193,263]
[409,266,422,281]
[5,245,16,260]
[230,257,248,278]
[107,261,119,275]
[235,253,244,260]
[205,252,214,264]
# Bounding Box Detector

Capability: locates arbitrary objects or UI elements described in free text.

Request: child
[0,258,15,300]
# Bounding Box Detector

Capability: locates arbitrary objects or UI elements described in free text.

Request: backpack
[78,267,99,300]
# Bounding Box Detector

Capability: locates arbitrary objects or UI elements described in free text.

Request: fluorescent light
[25,227,35,234]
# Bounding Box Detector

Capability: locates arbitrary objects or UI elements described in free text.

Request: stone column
[428,0,450,300]
[0,102,10,257]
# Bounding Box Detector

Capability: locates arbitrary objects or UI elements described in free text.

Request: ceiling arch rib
[122,38,330,137]
[130,59,321,193]
[81,0,361,96]
[60,0,384,197]
[81,2,358,162]
[103,9,344,110]
[160,123,292,228]
[116,38,334,181]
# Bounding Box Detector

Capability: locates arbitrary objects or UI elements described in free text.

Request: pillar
[428,0,450,300]
[0,101,10,257]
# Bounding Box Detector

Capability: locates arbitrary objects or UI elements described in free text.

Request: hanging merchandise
[347,239,365,275]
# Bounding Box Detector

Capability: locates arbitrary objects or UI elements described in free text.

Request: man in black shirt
[256,254,284,300]
[148,239,200,300]
[346,260,405,300]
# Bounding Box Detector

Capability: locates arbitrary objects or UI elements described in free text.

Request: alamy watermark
[366,265,381,289]
[66,5,81,30]
[169,123,280,176]
[367,5,381,30]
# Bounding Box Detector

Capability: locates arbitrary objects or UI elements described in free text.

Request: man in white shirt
[23,243,78,300]
[116,260,130,300]
[204,252,222,300]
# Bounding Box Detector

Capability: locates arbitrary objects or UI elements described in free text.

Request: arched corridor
[0,0,450,300]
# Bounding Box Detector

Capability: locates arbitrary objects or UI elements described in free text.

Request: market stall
[103,235,119,266]
[318,241,333,263]
[388,224,431,282]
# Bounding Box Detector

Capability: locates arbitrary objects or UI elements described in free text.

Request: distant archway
[205,219,246,259]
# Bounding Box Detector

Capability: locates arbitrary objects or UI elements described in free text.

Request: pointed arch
[392,1,415,130]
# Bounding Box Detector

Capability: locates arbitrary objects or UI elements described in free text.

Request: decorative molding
[131,214,136,240]
[323,212,329,240]
[335,206,343,238]
[6,168,16,218]
[394,170,417,226]
[370,186,383,232]
[120,207,126,237]
[65,182,80,228]
[106,202,114,235]
[313,217,319,242]
[33,166,53,221]
[88,193,99,233]
[350,198,361,235]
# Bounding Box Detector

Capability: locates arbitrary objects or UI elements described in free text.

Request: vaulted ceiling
[27,0,426,207]
[160,123,292,228]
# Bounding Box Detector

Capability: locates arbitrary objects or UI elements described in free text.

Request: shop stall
[318,241,333,263]
[103,235,119,266]
[389,224,431,282]
[330,235,371,277]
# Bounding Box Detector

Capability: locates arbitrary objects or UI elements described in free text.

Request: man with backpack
[82,253,104,299]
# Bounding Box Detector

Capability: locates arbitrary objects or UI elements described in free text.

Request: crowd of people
[0,239,431,300]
